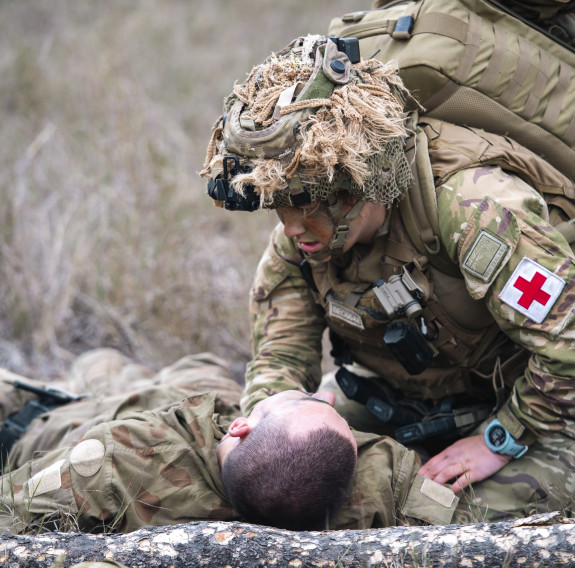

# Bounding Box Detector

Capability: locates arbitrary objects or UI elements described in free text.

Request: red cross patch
[499,257,565,323]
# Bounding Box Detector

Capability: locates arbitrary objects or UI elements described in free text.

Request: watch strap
[484,418,528,458]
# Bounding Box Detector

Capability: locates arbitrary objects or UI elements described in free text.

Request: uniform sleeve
[333,432,459,529]
[0,400,232,534]
[0,431,117,533]
[241,223,327,414]
[436,166,575,444]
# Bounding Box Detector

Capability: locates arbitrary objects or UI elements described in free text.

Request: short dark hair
[221,416,356,531]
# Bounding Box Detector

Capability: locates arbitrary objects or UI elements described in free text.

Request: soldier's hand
[417,435,512,493]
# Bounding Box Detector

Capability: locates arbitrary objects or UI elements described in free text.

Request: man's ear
[227,417,252,438]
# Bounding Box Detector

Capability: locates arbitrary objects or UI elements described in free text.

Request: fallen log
[1,512,573,568]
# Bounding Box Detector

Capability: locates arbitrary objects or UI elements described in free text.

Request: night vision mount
[207,156,260,212]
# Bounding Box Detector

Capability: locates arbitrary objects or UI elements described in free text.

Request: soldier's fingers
[423,460,465,485]
[451,471,473,493]
[418,452,449,477]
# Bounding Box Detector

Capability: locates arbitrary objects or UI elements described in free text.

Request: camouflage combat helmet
[201,34,413,258]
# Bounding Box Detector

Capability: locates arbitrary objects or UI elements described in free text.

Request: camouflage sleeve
[0,395,232,534]
[334,431,459,529]
[436,166,575,444]
[0,421,150,533]
[241,223,327,415]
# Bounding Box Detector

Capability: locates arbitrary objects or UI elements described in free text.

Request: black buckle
[391,16,415,40]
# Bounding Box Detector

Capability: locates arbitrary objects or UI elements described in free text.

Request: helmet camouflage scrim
[201,35,413,213]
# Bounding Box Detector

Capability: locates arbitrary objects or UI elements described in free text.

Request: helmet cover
[201,35,413,210]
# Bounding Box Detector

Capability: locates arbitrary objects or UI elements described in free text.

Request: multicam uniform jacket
[0,389,459,533]
[0,392,239,534]
[243,125,575,449]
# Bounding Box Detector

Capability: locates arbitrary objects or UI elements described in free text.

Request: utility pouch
[335,365,491,445]
[335,366,426,425]
[0,381,87,470]
[335,366,372,405]
[384,321,435,375]
[395,404,492,445]
[366,395,422,426]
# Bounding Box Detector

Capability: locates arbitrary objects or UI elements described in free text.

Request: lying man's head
[217,390,357,531]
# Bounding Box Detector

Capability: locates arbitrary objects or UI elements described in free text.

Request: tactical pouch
[383,321,435,375]
[395,404,492,444]
[335,366,492,445]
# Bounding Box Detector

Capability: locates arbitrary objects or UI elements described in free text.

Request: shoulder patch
[27,459,66,496]
[499,257,566,323]
[420,477,456,508]
[70,439,105,477]
[462,230,508,282]
[402,474,458,525]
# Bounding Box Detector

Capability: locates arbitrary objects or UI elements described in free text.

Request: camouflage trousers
[319,372,575,524]
[1,349,242,470]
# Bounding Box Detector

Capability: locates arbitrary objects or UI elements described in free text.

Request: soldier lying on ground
[200,31,575,521]
[0,349,458,535]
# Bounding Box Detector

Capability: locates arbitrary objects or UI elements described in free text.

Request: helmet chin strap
[302,198,366,262]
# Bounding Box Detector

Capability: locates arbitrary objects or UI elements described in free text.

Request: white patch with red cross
[499,257,565,323]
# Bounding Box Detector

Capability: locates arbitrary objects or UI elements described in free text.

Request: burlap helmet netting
[201,35,413,209]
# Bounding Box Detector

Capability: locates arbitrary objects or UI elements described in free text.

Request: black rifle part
[0,381,87,471]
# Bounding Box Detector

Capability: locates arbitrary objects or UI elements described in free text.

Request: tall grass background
[1,0,359,381]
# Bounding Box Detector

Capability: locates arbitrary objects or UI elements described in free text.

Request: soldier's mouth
[298,241,325,254]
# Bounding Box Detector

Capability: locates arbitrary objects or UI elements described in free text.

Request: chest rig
[301,117,572,443]
[307,210,506,445]
[308,117,573,402]
[309,207,501,400]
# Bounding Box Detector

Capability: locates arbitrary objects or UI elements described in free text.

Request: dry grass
[0,0,359,381]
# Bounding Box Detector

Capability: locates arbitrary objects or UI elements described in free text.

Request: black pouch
[384,321,435,375]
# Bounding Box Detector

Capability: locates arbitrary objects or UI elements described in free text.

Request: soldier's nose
[277,208,306,238]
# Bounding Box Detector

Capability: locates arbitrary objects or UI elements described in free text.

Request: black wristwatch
[484,419,528,458]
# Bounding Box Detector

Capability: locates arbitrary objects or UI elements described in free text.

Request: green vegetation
[0,0,355,381]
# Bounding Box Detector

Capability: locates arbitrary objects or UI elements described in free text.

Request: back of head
[221,416,356,531]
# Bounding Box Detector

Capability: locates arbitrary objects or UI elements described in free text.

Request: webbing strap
[498,36,533,108]
[522,50,551,120]
[400,118,461,278]
[542,62,573,132]
[344,285,370,307]
[412,13,467,43]
[384,238,422,264]
[420,79,460,113]
[475,25,508,94]
[453,13,482,85]
[411,12,481,112]
[564,114,575,146]
[327,198,367,258]
[402,129,438,256]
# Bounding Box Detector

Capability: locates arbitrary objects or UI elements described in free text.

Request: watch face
[487,424,506,448]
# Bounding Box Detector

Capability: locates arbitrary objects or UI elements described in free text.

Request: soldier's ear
[227,417,251,438]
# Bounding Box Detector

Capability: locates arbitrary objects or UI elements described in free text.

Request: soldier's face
[276,203,335,256]
[217,390,357,467]
[251,390,355,445]
[276,200,387,259]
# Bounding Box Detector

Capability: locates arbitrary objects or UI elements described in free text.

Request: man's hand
[418,435,512,493]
